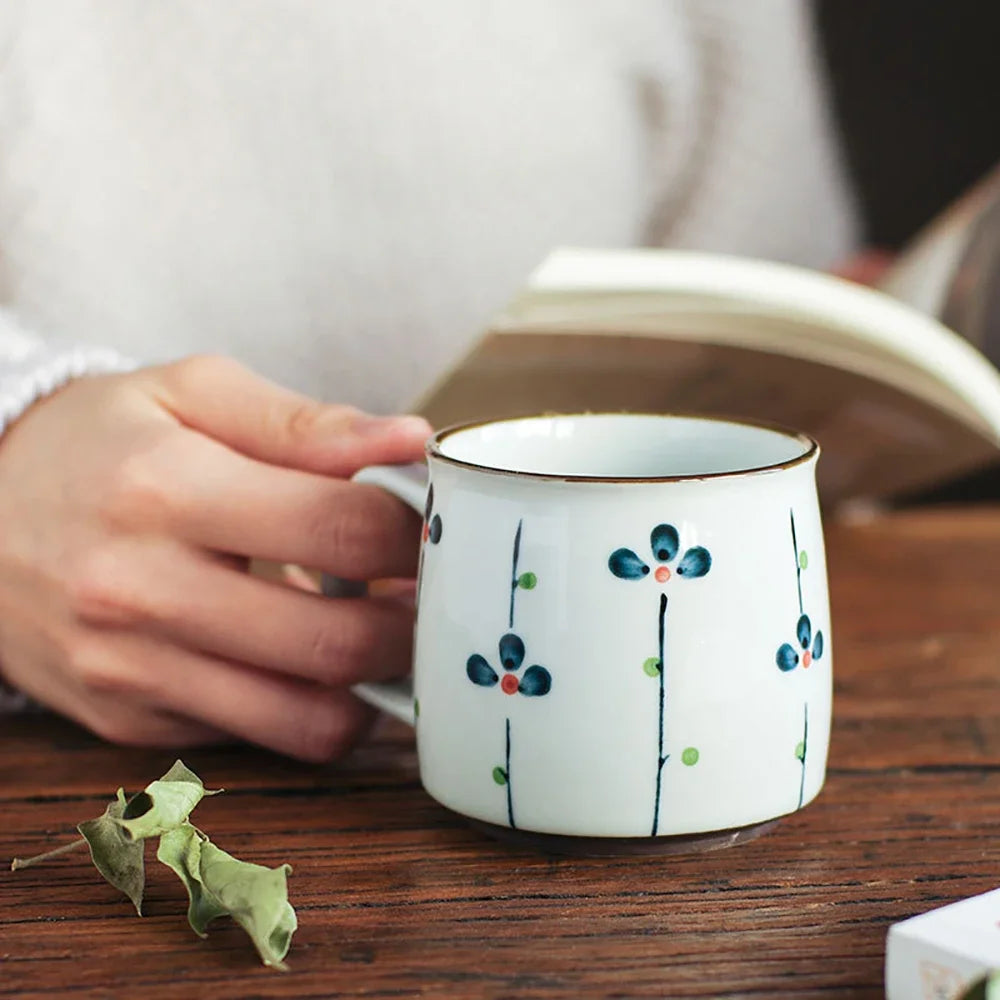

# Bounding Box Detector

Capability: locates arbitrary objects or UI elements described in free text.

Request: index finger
[141,429,423,579]
[149,355,431,478]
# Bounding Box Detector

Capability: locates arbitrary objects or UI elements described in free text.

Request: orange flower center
[655,566,671,584]
[803,650,812,668]
[501,674,519,695]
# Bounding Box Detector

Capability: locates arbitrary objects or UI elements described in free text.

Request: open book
[414,176,1000,508]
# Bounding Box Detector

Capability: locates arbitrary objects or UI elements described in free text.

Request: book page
[414,248,1000,504]
[493,299,992,437]
[512,248,1000,443]
[879,162,1000,361]
[416,333,996,506]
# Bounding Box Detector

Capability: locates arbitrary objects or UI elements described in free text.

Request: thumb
[150,355,431,477]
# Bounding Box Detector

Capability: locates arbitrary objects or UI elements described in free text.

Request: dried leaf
[959,971,1000,1000]
[156,825,227,935]
[117,760,222,841]
[12,760,294,970]
[77,788,145,915]
[158,823,296,970]
[198,839,297,970]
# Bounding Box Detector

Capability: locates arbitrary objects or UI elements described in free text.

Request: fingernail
[354,414,432,438]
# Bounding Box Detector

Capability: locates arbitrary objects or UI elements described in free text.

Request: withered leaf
[13,760,294,970]
[77,788,144,915]
[116,759,222,841]
[158,823,296,970]
[156,824,228,935]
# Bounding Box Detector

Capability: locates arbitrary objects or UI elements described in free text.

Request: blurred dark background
[815,0,999,249]
[814,0,1000,504]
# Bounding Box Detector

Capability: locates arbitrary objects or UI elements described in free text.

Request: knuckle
[101,448,174,530]
[167,353,244,393]
[306,498,374,572]
[279,400,358,451]
[282,400,325,444]
[64,637,130,695]
[307,613,373,680]
[67,549,138,626]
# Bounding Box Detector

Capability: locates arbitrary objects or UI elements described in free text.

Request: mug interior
[431,413,815,480]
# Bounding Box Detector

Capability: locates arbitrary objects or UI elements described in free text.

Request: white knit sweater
[0,0,857,426]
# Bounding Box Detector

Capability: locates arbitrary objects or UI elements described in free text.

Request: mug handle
[321,462,429,728]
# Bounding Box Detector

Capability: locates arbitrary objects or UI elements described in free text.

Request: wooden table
[4,506,1000,999]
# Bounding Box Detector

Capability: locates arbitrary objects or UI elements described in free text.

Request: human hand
[830,248,895,286]
[0,356,430,760]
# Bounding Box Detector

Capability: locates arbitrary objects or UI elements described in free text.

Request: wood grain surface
[3,506,1000,999]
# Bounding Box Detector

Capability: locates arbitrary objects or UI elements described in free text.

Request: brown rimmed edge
[426,411,819,484]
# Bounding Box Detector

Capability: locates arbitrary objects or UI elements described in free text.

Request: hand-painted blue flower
[467,654,499,686]
[608,548,650,579]
[423,484,443,545]
[466,634,551,697]
[776,613,825,672]
[518,665,551,695]
[651,523,679,562]
[677,547,711,577]
[609,523,711,584]
[499,632,524,671]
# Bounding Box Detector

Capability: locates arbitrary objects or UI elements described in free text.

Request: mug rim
[426,411,819,484]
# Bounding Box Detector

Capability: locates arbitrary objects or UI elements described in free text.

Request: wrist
[0,345,137,437]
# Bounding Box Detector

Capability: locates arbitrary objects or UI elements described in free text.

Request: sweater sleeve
[0,306,137,711]
[0,307,137,436]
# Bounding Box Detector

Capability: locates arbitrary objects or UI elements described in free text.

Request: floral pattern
[609,523,711,836]
[609,523,711,584]
[423,484,443,545]
[465,520,549,828]
[776,615,825,673]
[466,634,552,697]
[776,510,826,809]
[415,481,444,617]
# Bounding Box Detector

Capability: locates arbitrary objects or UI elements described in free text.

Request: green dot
[681,747,699,766]
[799,550,809,570]
[518,572,537,590]
[492,766,508,786]
[795,741,806,761]
[643,657,661,677]
[413,698,420,719]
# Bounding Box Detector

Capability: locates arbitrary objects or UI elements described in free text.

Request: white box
[886,888,1000,999]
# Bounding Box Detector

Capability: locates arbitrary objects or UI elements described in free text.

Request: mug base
[466,817,779,857]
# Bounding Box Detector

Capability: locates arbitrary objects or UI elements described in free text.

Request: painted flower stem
[798,702,809,809]
[468,520,549,828]
[609,525,710,836]
[505,717,515,829]
[509,520,523,628]
[790,509,803,616]
[652,592,669,836]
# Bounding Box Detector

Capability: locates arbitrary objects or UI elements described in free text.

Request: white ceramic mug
[338,413,831,847]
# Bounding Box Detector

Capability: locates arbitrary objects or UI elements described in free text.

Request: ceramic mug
[333,413,832,850]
